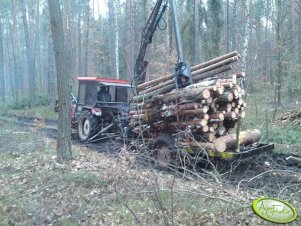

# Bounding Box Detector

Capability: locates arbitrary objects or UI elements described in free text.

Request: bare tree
[240,0,251,88]
[125,0,135,80]
[274,0,283,107]
[194,0,201,64]
[84,2,90,77]
[0,16,5,106]
[48,0,72,162]
[108,0,119,78]
[20,0,36,108]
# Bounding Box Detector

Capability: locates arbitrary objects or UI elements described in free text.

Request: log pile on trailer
[129,51,261,152]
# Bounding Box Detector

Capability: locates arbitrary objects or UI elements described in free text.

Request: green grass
[270,124,301,145]
[239,88,301,156]
[63,171,112,189]
[0,105,58,121]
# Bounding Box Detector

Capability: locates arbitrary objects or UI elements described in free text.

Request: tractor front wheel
[78,110,99,142]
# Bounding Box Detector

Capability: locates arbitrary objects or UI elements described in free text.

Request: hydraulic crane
[133,0,192,90]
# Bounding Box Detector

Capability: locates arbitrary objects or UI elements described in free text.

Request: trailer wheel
[78,110,99,142]
[153,134,177,168]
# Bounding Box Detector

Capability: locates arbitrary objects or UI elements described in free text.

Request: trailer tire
[78,110,99,142]
[153,134,177,169]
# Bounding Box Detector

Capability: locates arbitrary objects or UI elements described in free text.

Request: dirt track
[0,112,300,225]
[1,112,300,202]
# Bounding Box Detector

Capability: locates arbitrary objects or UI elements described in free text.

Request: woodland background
[0,0,300,109]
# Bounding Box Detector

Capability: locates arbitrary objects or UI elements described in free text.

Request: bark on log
[193,65,232,83]
[190,51,238,71]
[133,83,175,102]
[155,87,211,103]
[186,141,215,150]
[138,51,239,91]
[181,109,209,116]
[141,64,232,96]
[192,56,238,77]
[209,113,225,121]
[213,129,261,152]
[217,92,234,102]
[169,119,208,127]
[137,74,174,91]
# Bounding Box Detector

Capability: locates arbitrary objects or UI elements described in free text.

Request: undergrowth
[2,121,298,225]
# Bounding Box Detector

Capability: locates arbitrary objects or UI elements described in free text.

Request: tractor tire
[152,134,177,169]
[77,110,100,142]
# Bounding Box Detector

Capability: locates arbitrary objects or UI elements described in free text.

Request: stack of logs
[129,51,261,152]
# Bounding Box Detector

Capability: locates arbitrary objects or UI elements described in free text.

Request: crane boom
[133,0,192,89]
[134,0,168,86]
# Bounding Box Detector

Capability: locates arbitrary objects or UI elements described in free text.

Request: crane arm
[133,0,192,90]
[134,0,168,86]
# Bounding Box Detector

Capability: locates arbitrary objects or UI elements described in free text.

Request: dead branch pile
[275,100,301,126]
[130,51,260,152]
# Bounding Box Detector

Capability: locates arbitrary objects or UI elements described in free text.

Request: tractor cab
[74,77,132,142]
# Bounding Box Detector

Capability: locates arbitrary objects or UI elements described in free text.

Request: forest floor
[0,110,301,225]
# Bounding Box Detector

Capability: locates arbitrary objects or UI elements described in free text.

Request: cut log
[137,74,174,91]
[181,109,209,117]
[155,87,211,103]
[139,79,174,94]
[182,141,215,150]
[141,64,231,96]
[209,113,225,121]
[219,74,237,84]
[234,72,246,78]
[138,54,238,93]
[221,82,233,88]
[190,51,238,71]
[217,92,234,102]
[192,57,238,77]
[169,119,208,127]
[202,125,209,132]
[213,129,261,152]
[218,103,232,113]
[133,83,175,102]
[193,65,232,83]
[224,111,237,119]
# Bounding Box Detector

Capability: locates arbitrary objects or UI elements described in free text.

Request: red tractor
[72,77,132,142]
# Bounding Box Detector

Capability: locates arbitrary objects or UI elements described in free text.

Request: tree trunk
[20,0,36,108]
[225,0,230,52]
[108,0,118,78]
[48,0,72,162]
[194,0,201,64]
[0,17,5,106]
[240,0,251,89]
[47,26,56,109]
[298,0,301,64]
[84,2,90,77]
[77,5,83,76]
[34,0,40,92]
[275,0,283,107]
[125,0,135,80]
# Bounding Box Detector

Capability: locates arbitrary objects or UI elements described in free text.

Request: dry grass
[0,121,300,225]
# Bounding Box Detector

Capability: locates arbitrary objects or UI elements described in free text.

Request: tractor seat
[98,92,111,102]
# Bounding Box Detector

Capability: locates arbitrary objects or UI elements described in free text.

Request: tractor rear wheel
[153,134,177,169]
[78,110,99,142]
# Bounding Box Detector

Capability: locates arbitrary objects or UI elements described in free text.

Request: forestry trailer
[71,0,274,165]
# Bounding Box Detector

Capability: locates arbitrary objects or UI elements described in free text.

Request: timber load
[129,51,261,152]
